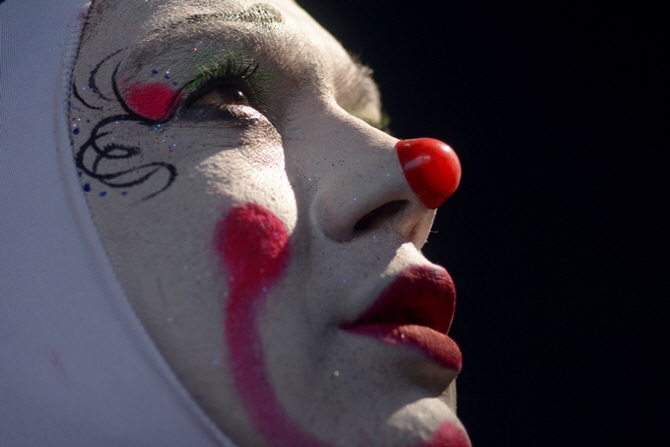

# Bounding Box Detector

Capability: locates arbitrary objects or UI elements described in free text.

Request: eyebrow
[154,3,372,90]
[157,3,285,32]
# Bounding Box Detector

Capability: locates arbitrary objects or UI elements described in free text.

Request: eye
[190,81,252,108]
[180,79,257,122]
[179,61,260,121]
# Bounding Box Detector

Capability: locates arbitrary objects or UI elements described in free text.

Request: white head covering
[0,1,235,445]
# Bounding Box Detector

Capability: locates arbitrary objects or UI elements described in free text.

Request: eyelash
[181,59,260,110]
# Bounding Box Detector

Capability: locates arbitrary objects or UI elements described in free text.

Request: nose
[308,113,459,246]
[396,138,461,209]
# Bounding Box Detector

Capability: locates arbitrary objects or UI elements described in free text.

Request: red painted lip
[342,266,462,372]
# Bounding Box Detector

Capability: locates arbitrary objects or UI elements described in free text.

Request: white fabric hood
[0,1,234,445]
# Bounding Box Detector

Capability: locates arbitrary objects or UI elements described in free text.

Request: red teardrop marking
[214,203,329,447]
[396,138,461,209]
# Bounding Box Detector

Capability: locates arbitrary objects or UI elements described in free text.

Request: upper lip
[342,265,456,335]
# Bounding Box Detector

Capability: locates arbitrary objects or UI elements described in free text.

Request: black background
[298,1,665,445]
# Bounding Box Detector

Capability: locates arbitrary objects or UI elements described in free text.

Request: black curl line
[88,49,124,102]
[71,78,102,110]
[75,113,177,201]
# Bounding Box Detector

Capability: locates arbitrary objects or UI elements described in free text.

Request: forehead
[81,0,373,105]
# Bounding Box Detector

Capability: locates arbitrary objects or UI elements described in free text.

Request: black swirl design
[72,51,179,201]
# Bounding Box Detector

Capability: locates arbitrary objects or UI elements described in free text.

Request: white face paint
[69,0,469,445]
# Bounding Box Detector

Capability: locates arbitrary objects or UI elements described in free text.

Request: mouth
[341,265,462,372]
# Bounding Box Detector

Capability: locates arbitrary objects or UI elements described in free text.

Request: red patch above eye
[124,82,182,120]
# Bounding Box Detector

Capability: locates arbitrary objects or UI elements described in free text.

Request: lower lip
[346,323,462,372]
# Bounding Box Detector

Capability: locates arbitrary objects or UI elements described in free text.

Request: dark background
[299,1,665,445]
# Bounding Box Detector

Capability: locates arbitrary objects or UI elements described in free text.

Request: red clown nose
[396,138,461,209]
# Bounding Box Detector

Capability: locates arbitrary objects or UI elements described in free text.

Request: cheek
[123,82,182,120]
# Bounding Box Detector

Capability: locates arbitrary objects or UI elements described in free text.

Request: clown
[0,1,468,446]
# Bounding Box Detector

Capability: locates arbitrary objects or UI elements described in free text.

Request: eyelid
[180,59,260,109]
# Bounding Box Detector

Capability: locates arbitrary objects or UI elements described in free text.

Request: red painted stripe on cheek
[124,82,182,120]
[215,203,328,447]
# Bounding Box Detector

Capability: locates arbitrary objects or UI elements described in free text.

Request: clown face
[68,0,468,445]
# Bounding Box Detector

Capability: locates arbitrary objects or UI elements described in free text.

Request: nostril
[353,200,407,235]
